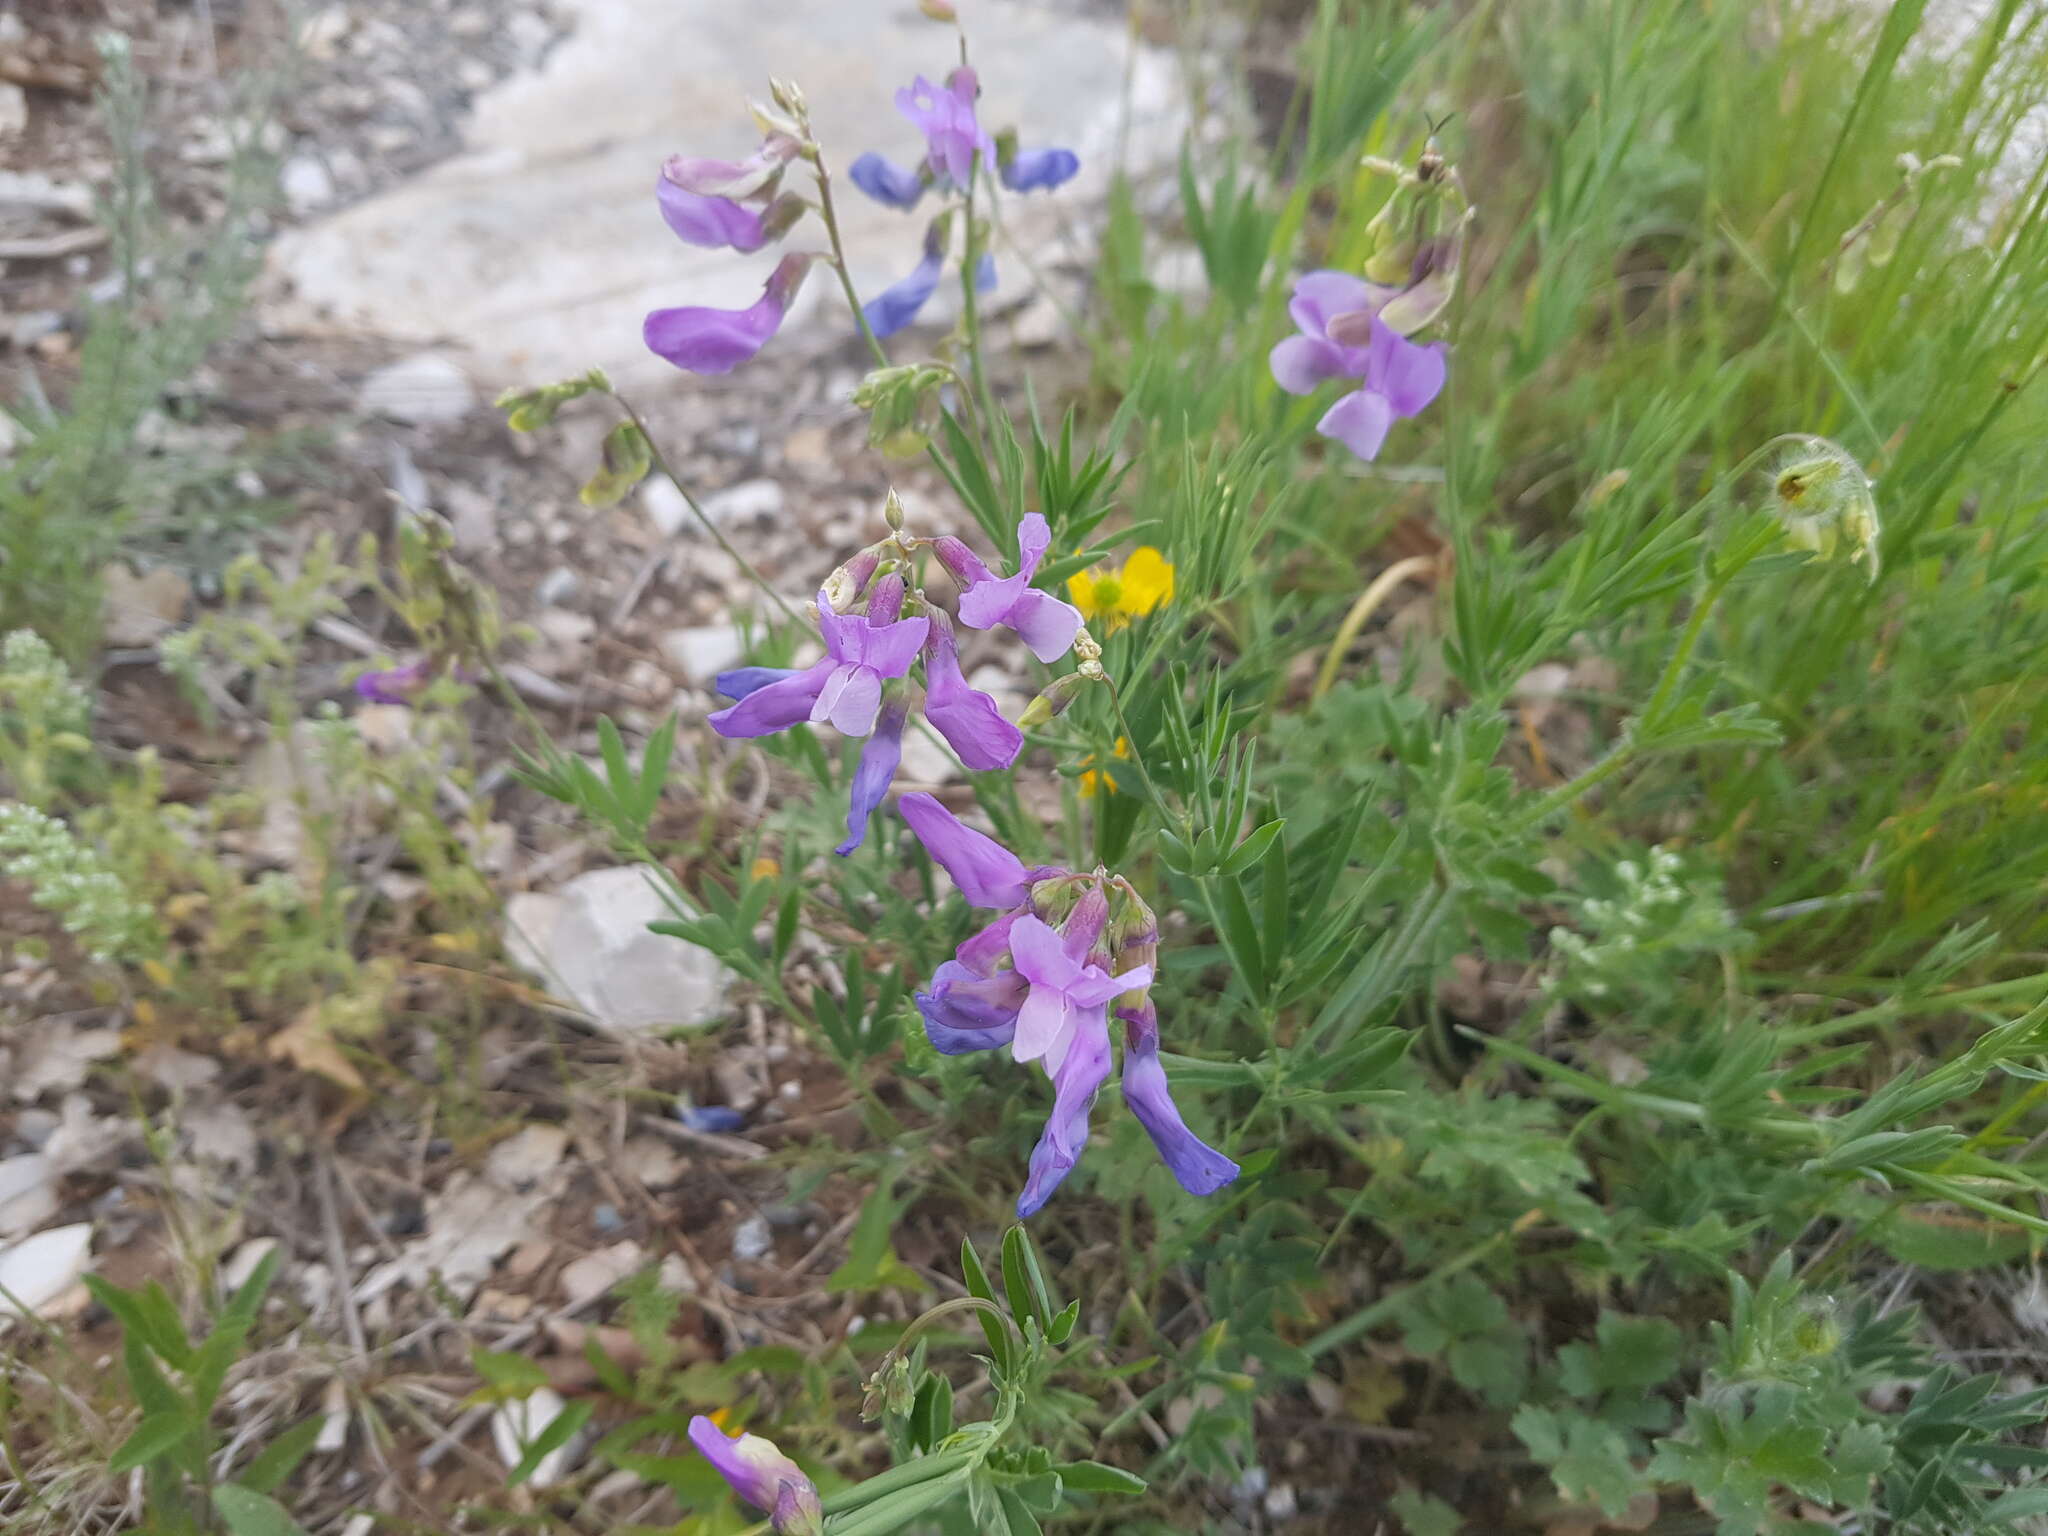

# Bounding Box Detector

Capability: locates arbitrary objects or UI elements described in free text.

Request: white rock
[640,477,690,537]
[297,5,353,60]
[485,1124,572,1188]
[316,1375,350,1452]
[0,1223,92,1326]
[491,1387,577,1488]
[503,866,733,1034]
[281,153,338,216]
[560,1239,644,1303]
[100,564,191,648]
[701,477,784,525]
[658,624,743,680]
[357,353,476,426]
[730,1214,772,1262]
[0,83,27,140]
[263,0,1185,386]
[898,728,959,787]
[221,1237,282,1293]
[0,1155,56,1240]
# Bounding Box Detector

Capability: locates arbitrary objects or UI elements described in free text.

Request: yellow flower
[1079,737,1130,798]
[1067,547,1174,629]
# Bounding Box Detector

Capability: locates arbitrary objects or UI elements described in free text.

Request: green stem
[958,165,1000,433]
[612,393,802,627]
[812,149,890,368]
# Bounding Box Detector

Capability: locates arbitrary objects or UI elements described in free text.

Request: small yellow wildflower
[1079,737,1131,798]
[1067,547,1174,629]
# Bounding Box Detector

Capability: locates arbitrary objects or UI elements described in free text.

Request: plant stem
[612,393,802,627]
[812,149,890,368]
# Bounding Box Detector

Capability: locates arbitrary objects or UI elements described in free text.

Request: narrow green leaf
[508,1398,593,1486]
[111,1411,193,1474]
[213,1484,313,1536]
[236,1414,326,1496]
[1053,1460,1147,1495]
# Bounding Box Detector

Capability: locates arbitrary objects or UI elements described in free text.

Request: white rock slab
[0,1222,92,1328]
[264,0,1180,387]
[503,865,734,1034]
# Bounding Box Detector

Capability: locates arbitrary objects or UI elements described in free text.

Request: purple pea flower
[897,790,1036,908]
[850,151,929,211]
[1007,903,1152,1073]
[866,225,946,339]
[1269,270,1446,462]
[837,691,907,856]
[897,795,1239,1216]
[353,659,433,705]
[933,512,1083,664]
[645,253,813,376]
[922,610,1022,771]
[707,578,928,740]
[657,173,766,253]
[1000,145,1080,193]
[664,138,801,201]
[1117,995,1239,1198]
[687,1416,822,1536]
[899,69,995,190]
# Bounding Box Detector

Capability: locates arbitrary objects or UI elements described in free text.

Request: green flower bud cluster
[0,801,160,965]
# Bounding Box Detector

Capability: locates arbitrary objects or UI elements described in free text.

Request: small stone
[534,567,579,606]
[1262,1483,1298,1521]
[10,311,63,350]
[457,57,496,93]
[297,5,353,60]
[657,1253,694,1293]
[730,1215,772,1263]
[507,9,554,63]
[99,564,191,648]
[357,353,476,426]
[281,154,337,216]
[560,1239,643,1303]
[535,607,594,645]
[592,1203,623,1233]
[640,477,689,537]
[658,624,743,681]
[0,83,27,140]
[491,1387,577,1488]
[502,867,735,1034]
[701,478,784,525]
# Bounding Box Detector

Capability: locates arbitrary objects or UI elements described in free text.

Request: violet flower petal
[714,666,800,701]
[687,1417,822,1536]
[923,614,1022,771]
[1004,589,1085,663]
[1120,1011,1240,1197]
[354,659,432,705]
[1001,146,1080,193]
[975,251,996,292]
[1316,388,1395,462]
[917,958,1024,1053]
[1368,320,1448,417]
[836,694,906,856]
[955,910,1024,975]
[1289,270,1386,335]
[865,245,945,339]
[657,177,767,252]
[708,659,834,737]
[1269,333,1355,396]
[644,254,810,375]
[898,792,1030,908]
[849,151,928,210]
[1016,1014,1113,1218]
[810,663,884,737]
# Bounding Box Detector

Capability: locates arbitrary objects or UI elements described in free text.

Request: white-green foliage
[0,801,156,964]
[1548,845,1747,1002]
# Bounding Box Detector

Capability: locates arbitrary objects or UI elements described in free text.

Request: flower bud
[920,0,958,17]
[883,487,907,532]
[1768,437,1880,580]
[822,545,883,612]
[1017,669,1092,730]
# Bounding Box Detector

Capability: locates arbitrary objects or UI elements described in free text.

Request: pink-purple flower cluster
[643,65,1080,370]
[899,793,1240,1217]
[849,67,1080,338]
[1269,270,1448,461]
[708,511,1080,856]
